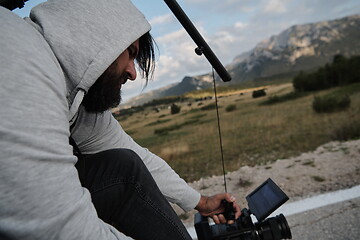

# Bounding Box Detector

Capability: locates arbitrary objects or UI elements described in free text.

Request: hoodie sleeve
[71,107,201,212]
[0,9,132,240]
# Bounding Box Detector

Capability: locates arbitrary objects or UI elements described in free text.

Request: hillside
[123,14,360,107]
[119,80,360,182]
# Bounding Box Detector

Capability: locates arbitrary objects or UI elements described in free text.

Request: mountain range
[123,14,360,107]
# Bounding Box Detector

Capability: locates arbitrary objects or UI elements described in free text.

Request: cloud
[155,27,210,79]
[149,14,173,25]
[183,0,208,3]
[263,0,288,14]
[156,55,182,79]
[234,21,248,30]
[184,0,260,15]
[156,28,188,44]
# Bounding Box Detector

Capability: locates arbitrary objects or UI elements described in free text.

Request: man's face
[82,40,140,113]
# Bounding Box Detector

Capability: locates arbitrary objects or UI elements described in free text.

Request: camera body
[195,178,292,240]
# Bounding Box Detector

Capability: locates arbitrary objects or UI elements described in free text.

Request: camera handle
[221,199,235,221]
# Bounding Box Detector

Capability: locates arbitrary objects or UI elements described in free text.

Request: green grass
[136,131,189,148]
[154,119,200,135]
[312,94,350,113]
[331,82,360,96]
[119,81,360,182]
[261,91,307,105]
[200,103,218,111]
[225,104,237,112]
[331,120,360,141]
[145,119,171,126]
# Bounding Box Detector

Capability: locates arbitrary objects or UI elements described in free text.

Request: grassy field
[118,80,360,182]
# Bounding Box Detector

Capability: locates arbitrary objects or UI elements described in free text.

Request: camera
[194,178,292,240]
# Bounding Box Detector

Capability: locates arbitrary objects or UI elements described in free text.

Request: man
[0,0,240,239]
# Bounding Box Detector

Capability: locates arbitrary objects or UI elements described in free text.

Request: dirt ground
[176,139,360,227]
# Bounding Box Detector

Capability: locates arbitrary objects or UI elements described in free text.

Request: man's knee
[87,148,147,177]
[106,148,145,169]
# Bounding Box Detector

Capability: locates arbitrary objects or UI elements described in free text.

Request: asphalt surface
[286,197,360,240]
[188,185,360,239]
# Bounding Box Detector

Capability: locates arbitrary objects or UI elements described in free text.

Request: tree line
[293,54,360,92]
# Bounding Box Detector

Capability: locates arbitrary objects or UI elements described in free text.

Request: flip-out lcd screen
[246,178,289,221]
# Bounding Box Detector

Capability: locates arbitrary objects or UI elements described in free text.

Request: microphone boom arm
[164,0,231,82]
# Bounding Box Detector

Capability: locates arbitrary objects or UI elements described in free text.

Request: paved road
[286,197,360,240]
[188,185,360,239]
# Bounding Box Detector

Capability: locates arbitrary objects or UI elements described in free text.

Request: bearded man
[0,1,240,239]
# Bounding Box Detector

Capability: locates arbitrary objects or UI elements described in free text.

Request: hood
[26,0,150,120]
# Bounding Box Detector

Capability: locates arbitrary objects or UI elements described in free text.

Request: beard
[82,66,128,113]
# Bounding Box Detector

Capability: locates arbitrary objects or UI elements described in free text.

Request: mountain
[227,14,360,82]
[124,14,360,107]
[123,76,213,107]
[123,82,177,107]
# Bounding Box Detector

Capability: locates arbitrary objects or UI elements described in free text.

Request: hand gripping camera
[195,178,292,240]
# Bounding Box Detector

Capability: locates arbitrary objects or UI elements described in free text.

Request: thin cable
[212,68,228,193]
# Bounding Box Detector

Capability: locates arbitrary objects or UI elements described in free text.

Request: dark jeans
[75,148,192,240]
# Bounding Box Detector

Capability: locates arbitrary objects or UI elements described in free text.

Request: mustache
[119,73,129,84]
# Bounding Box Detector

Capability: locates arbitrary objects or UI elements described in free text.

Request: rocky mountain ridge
[227,14,360,80]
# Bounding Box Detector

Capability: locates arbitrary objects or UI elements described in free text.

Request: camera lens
[255,214,292,240]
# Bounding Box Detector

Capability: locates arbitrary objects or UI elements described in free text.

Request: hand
[195,193,241,224]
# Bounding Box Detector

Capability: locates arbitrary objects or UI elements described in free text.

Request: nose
[125,60,137,81]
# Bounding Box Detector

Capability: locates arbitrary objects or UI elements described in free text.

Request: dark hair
[136,32,157,84]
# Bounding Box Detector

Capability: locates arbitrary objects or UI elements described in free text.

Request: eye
[128,45,138,59]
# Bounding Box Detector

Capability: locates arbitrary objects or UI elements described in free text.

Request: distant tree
[293,71,306,91]
[170,103,181,114]
[333,54,346,64]
[252,89,266,98]
[293,55,360,92]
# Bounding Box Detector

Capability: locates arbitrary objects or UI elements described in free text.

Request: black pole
[0,0,28,10]
[164,0,231,82]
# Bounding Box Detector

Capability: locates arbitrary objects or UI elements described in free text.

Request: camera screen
[246,178,289,221]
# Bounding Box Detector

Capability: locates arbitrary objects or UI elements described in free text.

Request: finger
[213,214,220,224]
[233,201,242,219]
[214,192,231,201]
[218,214,227,224]
[226,194,236,203]
[227,219,235,225]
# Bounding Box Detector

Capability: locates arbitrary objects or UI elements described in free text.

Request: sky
[14,0,360,103]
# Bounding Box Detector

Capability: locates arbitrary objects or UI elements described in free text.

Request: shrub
[331,121,360,141]
[225,104,236,112]
[261,91,306,105]
[252,89,266,98]
[170,103,181,114]
[312,176,325,182]
[312,95,351,113]
[201,103,217,111]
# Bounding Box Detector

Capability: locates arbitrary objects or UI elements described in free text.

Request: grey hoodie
[0,0,200,239]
